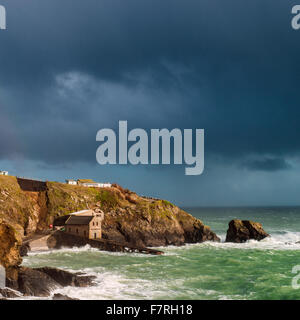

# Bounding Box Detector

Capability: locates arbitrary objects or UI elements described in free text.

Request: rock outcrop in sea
[225,219,269,243]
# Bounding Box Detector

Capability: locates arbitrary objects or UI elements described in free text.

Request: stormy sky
[1,0,300,206]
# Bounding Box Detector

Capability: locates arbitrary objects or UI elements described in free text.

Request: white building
[66,179,77,185]
[66,179,111,188]
[0,171,8,176]
[101,183,112,188]
[80,182,111,188]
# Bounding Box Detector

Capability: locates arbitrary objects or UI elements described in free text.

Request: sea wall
[47,231,164,255]
[17,178,46,192]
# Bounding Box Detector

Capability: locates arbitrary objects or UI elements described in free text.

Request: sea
[22,207,300,300]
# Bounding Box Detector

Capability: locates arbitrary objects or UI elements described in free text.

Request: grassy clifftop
[46,182,100,216]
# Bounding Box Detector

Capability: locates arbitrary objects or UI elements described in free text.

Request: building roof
[65,215,93,225]
[78,179,94,183]
[70,209,94,216]
[81,182,101,185]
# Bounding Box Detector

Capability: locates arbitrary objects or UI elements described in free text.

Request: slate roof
[70,209,94,216]
[65,215,93,225]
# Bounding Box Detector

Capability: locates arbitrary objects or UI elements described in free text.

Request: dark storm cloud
[0,0,300,170]
[242,156,292,172]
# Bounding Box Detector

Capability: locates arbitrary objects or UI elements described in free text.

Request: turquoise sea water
[22,207,300,300]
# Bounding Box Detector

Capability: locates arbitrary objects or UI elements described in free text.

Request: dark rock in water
[19,243,30,257]
[17,267,61,297]
[52,293,79,300]
[225,219,269,243]
[34,267,96,288]
[6,266,96,297]
[5,267,19,291]
[0,287,21,298]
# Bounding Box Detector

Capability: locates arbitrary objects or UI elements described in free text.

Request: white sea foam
[26,245,98,256]
[51,270,173,300]
[154,231,300,253]
[26,245,159,259]
[20,230,300,300]
[49,271,224,300]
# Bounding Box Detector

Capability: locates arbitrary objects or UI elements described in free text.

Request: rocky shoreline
[0,175,271,300]
[1,219,270,300]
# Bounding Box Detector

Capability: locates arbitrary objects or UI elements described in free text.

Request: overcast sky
[1,0,300,206]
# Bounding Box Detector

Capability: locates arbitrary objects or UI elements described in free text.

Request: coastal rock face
[225,219,269,243]
[0,287,21,298]
[0,176,48,237]
[34,267,96,288]
[100,185,220,246]
[0,220,22,269]
[16,267,61,297]
[102,207,219,247]
[48,183,220,247]
[19,243,30,257]
[5,266,95,297]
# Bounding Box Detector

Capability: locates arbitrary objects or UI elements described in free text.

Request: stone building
[65,209,104,239]
[66,179,77,185]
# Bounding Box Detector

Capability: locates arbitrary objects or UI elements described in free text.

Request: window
[76,228,78,234]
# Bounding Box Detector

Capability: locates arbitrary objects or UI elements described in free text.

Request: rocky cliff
[0,175,219,271]
[0,219,22,269]
[100,185,220,246]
